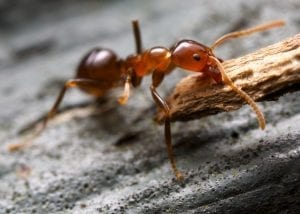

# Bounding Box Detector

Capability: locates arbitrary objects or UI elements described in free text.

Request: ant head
[171,40,213,72]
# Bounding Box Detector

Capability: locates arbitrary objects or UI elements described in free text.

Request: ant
[9,20,285,180]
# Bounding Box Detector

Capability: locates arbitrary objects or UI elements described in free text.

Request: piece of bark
[156,34,300,123]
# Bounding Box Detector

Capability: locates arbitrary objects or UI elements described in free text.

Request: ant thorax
[125,47,171,77]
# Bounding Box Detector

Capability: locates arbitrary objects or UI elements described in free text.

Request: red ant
[9,20,284,180]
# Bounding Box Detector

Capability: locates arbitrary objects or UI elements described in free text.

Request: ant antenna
[209,56,266,129]
[206,20,284,129]
[210,20,285,50]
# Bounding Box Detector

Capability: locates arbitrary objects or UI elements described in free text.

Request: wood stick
[156,34,300,123]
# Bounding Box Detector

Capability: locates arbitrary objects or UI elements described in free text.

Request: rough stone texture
[0,0,299,213]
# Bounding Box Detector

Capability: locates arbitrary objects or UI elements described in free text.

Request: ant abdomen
[76,48,122,84]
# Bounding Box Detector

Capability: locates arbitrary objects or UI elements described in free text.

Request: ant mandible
[10,20,284,180]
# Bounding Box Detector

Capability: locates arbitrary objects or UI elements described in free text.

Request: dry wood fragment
[156,34,300,123]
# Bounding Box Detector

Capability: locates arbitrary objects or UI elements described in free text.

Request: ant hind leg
[41,78,107,130]
[8,78,106,152]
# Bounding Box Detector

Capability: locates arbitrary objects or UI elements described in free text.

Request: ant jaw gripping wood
[170,20,286,131]
[9,20,285,181]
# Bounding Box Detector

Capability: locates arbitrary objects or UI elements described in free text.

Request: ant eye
[192,53,201,61]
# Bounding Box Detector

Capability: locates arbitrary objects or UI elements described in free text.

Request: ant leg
[8,78,106,152]
[130,15,145,87]
[41,78,107,129]
[151,71,183,181]
[132,20,142,54]
[118,73,131,105]
[209,56,266,129]
[210,20,285,50]
[118,71,144,105]
[119,20,142,105]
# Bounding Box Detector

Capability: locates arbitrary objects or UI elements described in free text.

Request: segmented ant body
[10,20,284,180]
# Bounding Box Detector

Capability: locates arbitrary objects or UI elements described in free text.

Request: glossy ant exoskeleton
[10,20,284,180]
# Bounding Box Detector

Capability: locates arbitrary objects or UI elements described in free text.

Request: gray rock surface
[0,0,299,213]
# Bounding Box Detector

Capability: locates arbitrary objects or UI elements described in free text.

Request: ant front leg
[150,71,183,181]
